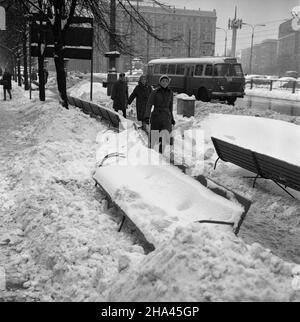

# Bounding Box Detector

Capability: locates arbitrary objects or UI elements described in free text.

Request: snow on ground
[246,88,300,101]
[1,79,300,302]
[203,114,300,167]
[108,224,299,302]
[0,83,145,302]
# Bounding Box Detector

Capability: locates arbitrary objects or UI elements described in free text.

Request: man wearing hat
[144,74,175,153]
[111,73,129,118]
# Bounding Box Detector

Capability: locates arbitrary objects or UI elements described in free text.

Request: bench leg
[214,157,220,170]
[118,215,126,232]
[272,180,295,199]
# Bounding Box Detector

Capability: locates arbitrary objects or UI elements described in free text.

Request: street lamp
[216,27,228,56]
[242,23,266,74]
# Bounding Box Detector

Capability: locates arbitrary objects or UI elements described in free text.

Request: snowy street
[0,77,300,301]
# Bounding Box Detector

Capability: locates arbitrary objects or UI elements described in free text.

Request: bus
[146,57,245,105]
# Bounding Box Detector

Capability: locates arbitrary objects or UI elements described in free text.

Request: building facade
[241,39,278,75]
[277,19,300,75]
[116,4,217,72]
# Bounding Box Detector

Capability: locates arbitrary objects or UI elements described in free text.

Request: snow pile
[203,114,300,167]
[176,93,196,101]
[108,224,300,302]
[246,88,300,101]
[68,80,108,102]
[0,86,144,301]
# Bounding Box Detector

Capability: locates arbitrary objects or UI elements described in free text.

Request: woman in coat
[144,74,175,153]
[128,75,152,123]
[2,68,12,101]
[111,73,129,118]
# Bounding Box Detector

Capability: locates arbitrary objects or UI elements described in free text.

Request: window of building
[168,64,176,75]
[205,64,213,76]
[195,64,204,76]
[160,64,168,74]
[176,64,185,75]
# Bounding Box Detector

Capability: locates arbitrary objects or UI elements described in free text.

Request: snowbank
[203,114,300,167]
[246,88,300,101]
[108,224,300,302]
[0,84,144,302]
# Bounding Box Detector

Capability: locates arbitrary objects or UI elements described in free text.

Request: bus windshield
[214,64,243,77]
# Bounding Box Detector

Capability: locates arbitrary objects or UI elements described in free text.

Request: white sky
[157,0,300,55]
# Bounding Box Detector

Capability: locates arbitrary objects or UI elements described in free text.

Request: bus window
[195,64,204,76]
[154,64,160,74]
[214,64,230,76]
[176,64,185,75]
[147,65,153,75]
[205,64,213,76]
[168,64,176,75]
[160,64,168,74]
[231,64,244,77]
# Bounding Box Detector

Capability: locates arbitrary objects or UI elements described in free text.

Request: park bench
[212,136,300,198]
[67,95,121,130]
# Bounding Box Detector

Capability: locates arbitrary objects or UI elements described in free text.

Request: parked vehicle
[146,57,245,105]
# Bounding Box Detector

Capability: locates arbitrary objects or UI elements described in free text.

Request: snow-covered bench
[212,136,300,198]
[67,95,121,130]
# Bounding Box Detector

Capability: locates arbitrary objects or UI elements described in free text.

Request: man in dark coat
[2,68,12,100]
[144,74,175,153]
[111,73,129,118]
[128,75,152,123]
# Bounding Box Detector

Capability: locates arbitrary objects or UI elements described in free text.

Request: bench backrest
[211,137,259,174]
[254,153,300,192]
[67,95,121,130]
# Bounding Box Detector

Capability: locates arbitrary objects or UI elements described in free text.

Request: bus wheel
[197,88,210,102]
[227,97,237,106]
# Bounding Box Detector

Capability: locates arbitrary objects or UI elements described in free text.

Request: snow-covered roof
[148,57,237,65]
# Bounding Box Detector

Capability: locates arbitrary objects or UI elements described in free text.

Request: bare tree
[14,0,177,109]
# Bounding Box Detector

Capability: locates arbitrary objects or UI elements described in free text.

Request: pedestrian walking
[144,74,175,154]
[1,68,12,101]
[111,73,129,118]
[128,75,152,126]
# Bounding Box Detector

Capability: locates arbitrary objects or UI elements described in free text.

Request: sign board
[0,6,6,30]
[29,16,93,60]
[30,25,93,59]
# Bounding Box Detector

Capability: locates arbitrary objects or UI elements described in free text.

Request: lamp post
[216,27,228,56]
[243,23,266,74]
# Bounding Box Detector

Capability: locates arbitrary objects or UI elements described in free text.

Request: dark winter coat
[144,86,174,132]
[111,79,129,111]
[128,80,152,121]
[2,72,12,90]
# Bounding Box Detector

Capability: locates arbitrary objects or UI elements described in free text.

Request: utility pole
[228,6,243,57]
[188,29,191,57]
[216,27,228,56]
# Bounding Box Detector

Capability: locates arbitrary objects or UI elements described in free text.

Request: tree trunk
[38,55,45,101]
[17,57,21,87]
[54,40,68,109]
[23,31,29,91]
